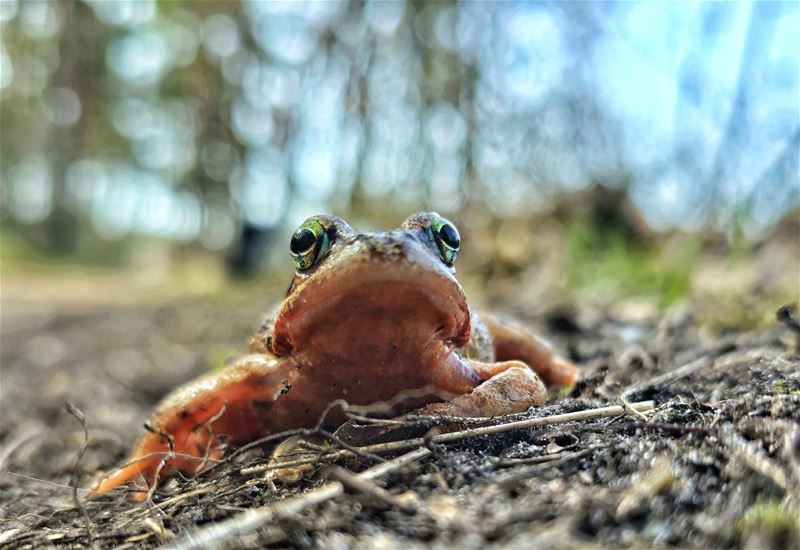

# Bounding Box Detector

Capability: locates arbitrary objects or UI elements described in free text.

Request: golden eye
[427,216,460,266]
[290,218,330,270]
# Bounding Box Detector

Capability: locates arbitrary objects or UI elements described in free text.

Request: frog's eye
[290,218,330,270]
[427,216,460,266]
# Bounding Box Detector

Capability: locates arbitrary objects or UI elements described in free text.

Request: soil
[1,289,799,549]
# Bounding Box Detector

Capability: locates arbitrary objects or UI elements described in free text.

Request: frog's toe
[92,456,157,500]
[92,431,223,500]
[440,363,546,417]
[547,357,581,387]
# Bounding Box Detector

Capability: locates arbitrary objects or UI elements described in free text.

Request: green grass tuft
[734,499,800,548]
[565,222,697,306]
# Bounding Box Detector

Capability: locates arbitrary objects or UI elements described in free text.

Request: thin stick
[242,401,656,476]
[164,448,431,550]
[625,357,711,395]
[619,396,651,422]
[355,400,653,452]
[317,428,387,464]
[495,443,611,486]
[344,412,406,425]
[195,402,229,473]
[142,423,176,500]
[719,427,791,492]
[113,488,215,531]
[167,402,655,548]
[64,402,96,547]
[490,443,609,467]
[327,466,415,512]
[4,472,93,493]
[201,398,360,476]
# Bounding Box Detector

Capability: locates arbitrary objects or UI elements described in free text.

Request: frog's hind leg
[480,312,580,387]
[93,354,300,499]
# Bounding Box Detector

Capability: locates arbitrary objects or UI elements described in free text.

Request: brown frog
[95,212,579,496]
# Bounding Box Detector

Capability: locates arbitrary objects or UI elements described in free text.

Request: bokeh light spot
[41,86,81,127]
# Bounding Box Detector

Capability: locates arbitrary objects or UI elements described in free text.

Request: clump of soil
[1,296,799,549]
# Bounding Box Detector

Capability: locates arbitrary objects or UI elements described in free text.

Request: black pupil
[438,223,460,248]
[290,228,317,254]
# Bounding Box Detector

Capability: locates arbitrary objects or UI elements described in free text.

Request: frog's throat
[272,268,470,356]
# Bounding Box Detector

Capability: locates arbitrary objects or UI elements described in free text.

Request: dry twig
[64,402,96,547]
[619,395,652,422]
[327,465,416,512]
[164,447,431,549]
[164,401,655,548]
[242,401,656,476]
[718,425,792,493]
[490,442,609,467]
[625,357,711,396]
[494,443,612,486]
[113,487,215,531]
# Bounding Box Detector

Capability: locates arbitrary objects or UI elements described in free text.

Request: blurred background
[2,4,799,540]
[1,0,798,318]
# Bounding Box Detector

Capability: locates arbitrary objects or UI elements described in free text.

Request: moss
[734,499,800,548]
[771,380,800,396]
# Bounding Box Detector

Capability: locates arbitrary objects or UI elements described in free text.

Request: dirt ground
[1,280,799,548]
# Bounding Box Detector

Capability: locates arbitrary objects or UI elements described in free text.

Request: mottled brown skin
[95,212,580,497]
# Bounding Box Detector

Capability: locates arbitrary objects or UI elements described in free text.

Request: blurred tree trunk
[44,0,86,254]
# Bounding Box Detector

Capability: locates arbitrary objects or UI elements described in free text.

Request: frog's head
[271,212,471,362]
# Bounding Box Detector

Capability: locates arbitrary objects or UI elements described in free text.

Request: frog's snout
[357,231,447,270]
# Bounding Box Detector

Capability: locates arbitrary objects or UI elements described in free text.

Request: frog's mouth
[271,234,471,359]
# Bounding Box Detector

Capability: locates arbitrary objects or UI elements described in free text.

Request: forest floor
[1,260,799,549]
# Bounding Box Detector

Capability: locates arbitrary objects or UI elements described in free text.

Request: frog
[95,212,579,497]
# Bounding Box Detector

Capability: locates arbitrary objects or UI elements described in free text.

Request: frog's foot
[480,313,580,387]
[93,355,300,500]
[425,360,546,417]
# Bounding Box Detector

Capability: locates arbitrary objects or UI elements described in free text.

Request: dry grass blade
[113,488,216,531]
[495,443,612,486]
[619,396,651,422]
[64,402,96,548]
[164,402,655,548]
[164,448,431,550]
[386,400,655,449]
[719,426,792,493]
[491,443,609,468]
[625,357,711,396]
[327,465,416,512]
[243,400,656,477]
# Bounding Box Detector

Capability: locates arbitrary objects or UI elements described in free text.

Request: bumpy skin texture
[95,212,580,498]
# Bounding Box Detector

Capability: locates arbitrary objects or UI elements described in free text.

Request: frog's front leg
[426,356,546,417]
[480,312,580,387]
[94,354,300,498]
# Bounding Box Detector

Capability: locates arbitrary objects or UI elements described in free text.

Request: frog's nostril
[359,233,408,260]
